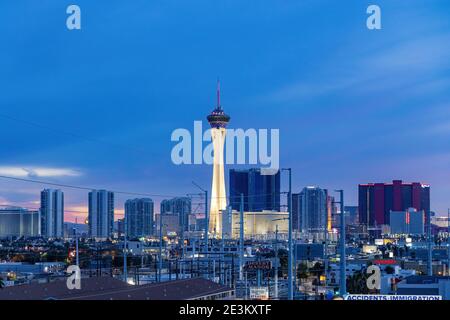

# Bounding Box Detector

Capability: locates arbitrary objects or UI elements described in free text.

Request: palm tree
[297,262,309,282]
[347,271,369,294]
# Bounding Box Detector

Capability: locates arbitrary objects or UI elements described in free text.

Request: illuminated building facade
[221,210,289,239]
[229,168,280,212]
[40,189,64,238]
[359,180,430,228]
[125,198,154,238]
[88,189,115,238]
[298,186,328,233]
[389,208,425,235]
[207,81,230,235]
[160,197,191,232]
[0,207,40,238]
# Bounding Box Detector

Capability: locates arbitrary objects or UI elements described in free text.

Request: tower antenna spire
[217,77,221,109]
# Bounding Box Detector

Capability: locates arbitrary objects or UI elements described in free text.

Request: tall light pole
[448,209,450,276]
[158,212,163,282]
[123,213,128,283]
[75,218,79,267]
[275,224,279,300]
[192,181,208,256]
[324,222,328,288]
[239,193,244,281]
[271,218,287,299]
[282,168,293,300]
[192,181,209,279]
[271,223,280,299]
[428,209,433,276]
[335,189,346,296]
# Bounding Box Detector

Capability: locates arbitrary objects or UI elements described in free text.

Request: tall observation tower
[207,80,230,235]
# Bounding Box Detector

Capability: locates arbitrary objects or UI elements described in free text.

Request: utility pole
[75,218,79,267]
[280,168,293,299]
[245,271,248,300]
[239,193,244,281]
[159,212,163,282]
[181,214,185,280]
[448,209,450,276]
[205,189,208,255]
[192,181,209,278]
[283,168,293,300]
[123,213,128,283]
[274,224,279,300]
[213,259,216,281]
[324,223,328,288]
[428,209,433,276]
[220,233,224,285]
[336,190,346,296]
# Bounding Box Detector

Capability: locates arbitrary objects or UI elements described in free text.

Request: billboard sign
[244,260,272,270]
[249,287,269,300]
[344,295,442,301]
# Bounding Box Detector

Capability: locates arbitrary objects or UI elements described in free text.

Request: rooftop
[0,277,233,300]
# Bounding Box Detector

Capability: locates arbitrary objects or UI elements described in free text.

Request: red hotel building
[358,180,430,227]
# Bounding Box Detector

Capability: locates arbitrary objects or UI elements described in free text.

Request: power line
[0,112,150,155]
[0,113,290,200]
[0,175,179,198]
[0,174,285,200]
[0,204,88,215]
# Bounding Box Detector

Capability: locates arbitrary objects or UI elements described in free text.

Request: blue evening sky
[0,0,449,221]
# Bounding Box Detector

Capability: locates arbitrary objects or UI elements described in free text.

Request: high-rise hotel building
[292,186,329,233]
[229,168,280,212]
[0,207,40,238]
[160,197,191,232]
[358,180,430,227]
[125,198,154,237]
[88,190,114,238]
[40,189,64,238]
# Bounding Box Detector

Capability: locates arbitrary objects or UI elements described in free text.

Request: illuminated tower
[207,80,230,235]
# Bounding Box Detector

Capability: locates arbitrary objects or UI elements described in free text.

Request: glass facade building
[389,208,425,235]
[88,190,114,238]
[160,197,192,232]
[125,198,154,238]
[229,168,280,212]
[40,189,64,238]
[295,186,328,233]
[0,208,40,238]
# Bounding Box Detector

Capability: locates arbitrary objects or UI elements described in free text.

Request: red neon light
[373,259,397,265]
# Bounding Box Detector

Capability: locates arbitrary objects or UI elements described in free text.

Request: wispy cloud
[261,31,450,106]
[367,34,450,73]
[0,166,82,178]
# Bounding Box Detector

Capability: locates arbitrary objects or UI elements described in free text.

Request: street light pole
[192,182,208,259]
[159,211,163,282]
[336,189,346,296]
[192,181,209,279]
[239,193,244,281]
[275,224,279,300]
[282,168,293,300]
[448,209,450,276]
[123,213,128,283]
[428,209,433,276]
[205,189,208,255]
[288,169,293,300]
[75,218,79,267]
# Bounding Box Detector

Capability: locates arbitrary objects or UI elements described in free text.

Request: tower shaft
[209,127,227,235]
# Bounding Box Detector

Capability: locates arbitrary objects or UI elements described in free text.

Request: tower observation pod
[207,80,230,236]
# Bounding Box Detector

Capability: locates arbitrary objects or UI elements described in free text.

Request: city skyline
[1,0,450,222]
